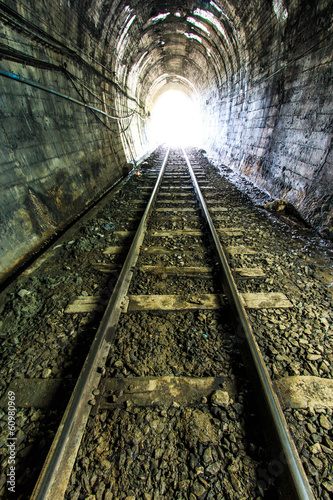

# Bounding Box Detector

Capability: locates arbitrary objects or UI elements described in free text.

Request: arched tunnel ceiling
[87,0,248,113]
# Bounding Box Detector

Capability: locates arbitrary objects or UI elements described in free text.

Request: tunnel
[0,0,332,283]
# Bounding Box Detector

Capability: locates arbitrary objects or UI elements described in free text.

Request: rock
[307,354,322,361]
[227,460,239,473]
[30,410,42,422]
[206,462,221,475]
[195,467,205,476]
[100,459,112,470]
[211,390,230,408]
[104,491,113,500]
[310,457,323,469]
[185,409,218,446]
[178,480,190,491]
[310,443,321,454]
[323,481,333,493]
[192,479,207,498]
[42,367,52,378]
[323,436,333,449]
[311,433,322,443]
[230,473,242,490]
[0,473,7,490]
[319,414,332,430]
[95,482,106,500]
[203,447,213,465]
[132,428,144,445]
[125,400,132,410]
[18,289,31,298]
[16,429,26,445]
[264,199,296,216]
[307,423,316,433]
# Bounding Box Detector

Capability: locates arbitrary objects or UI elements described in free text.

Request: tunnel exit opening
[147,90,203,147]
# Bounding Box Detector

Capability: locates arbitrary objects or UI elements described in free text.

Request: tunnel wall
[203,0,333,238]
[1,0,332,285]
[0,0,128,283]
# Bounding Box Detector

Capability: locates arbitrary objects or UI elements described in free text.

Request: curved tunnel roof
[88,0,249,114]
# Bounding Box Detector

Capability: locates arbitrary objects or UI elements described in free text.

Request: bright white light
[151,12,170,22]
[147,90,203,147]
[193,8,229,45]
[210,1,223,13]
[184,32,202,43]
[187,16,210,36]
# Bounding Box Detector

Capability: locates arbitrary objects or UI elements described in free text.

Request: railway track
[28,147,316,499]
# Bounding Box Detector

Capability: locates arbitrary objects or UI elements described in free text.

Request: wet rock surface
[0,146,332,498]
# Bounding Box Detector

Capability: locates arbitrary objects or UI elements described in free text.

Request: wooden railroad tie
[91,263,265,280]
[102,228,244,243]
[124,199,147,204]
[103,244,207,256]
[112,230,136,238]
[155,207,197,212]
[148,229,203,237]
[65,291,292,314]
[4,375,333,410]
[156,199,196,204]
[158,192,193,197]
[233,267,266,279]
[91,262,122,273]
[125,294,226,312]
[218,228,244,237]
[159,186,193,190]
[225,245,256,255]
[209,207,229,212]
[138,265,213,277]
[146,228,243,237]
[150,214,199,221]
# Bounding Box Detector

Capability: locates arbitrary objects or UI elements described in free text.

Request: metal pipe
[182,147,314,500]
[32,147,170,500]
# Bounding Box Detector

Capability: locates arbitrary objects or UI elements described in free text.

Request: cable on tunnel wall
[0,68,143,122]
[0,42,148,121]
[0,0,145,110]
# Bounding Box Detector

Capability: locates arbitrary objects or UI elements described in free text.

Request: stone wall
[203,0,333,238]
[1,0,332,285]
[0,0,128,283]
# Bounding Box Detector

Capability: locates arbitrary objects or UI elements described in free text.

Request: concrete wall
[0,0,128,282]
[203,0,333,238]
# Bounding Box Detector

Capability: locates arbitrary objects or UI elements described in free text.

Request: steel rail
[31,147,170,500]
[182,148,314,500]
